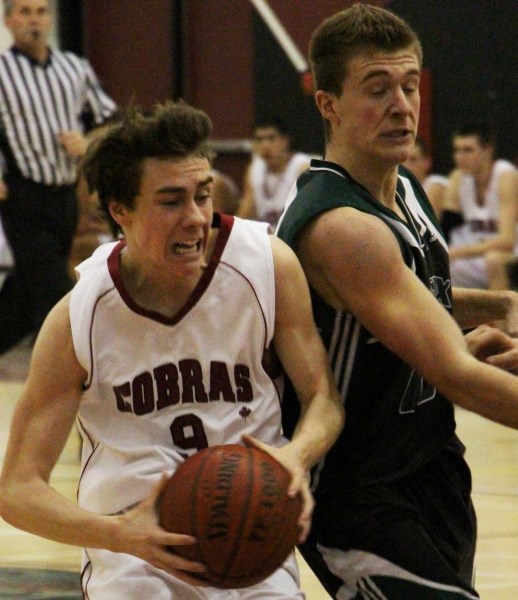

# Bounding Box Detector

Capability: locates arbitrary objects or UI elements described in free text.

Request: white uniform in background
[423,173,449,195]
[249,152,310,229]
[449,159,518,288]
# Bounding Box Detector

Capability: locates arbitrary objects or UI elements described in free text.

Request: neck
[15,42,49,64]
[267,152,291,174]
[325,147,399,208]
[475,160,493,189]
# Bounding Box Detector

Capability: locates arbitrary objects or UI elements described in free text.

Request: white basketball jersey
[250,152,310,228]
[70,215,286,515]
[451,159,518,246]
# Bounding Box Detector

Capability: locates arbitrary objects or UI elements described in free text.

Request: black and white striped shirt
[0,46,117,186]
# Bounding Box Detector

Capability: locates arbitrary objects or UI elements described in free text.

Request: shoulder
[424,173,449,190]
[297,206,408,312]
[494,159,518,175]
[36,293,73,351]
[291,152,312,168]
[301,205,399,267]
[269,234,298,265]
[447,168,465,191]
[495,162,518,194]
[269,235,310,303]
[52,49,90,71]
[278,163,372,247]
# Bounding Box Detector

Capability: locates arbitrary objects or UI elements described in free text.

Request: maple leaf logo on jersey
[239,407,252,420]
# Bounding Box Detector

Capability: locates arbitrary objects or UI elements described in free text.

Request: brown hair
[81,101,213,237]
[310,3,422,96]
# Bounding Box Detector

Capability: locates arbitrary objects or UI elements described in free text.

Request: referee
[0,0,117,355]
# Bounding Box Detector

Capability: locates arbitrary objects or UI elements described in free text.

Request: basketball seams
[217,446,256,583]
[190,449,215,567]
[159,444,300,588]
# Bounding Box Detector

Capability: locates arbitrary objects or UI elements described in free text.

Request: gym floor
[1,341,518,599]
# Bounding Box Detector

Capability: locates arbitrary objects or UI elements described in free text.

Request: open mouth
[173,240,201,255]
[385,129,411,139]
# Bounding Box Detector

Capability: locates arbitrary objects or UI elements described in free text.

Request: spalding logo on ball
[159,444,302,589]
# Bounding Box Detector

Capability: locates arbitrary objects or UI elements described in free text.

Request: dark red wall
[79,1,517,183]
[83,0,175,108]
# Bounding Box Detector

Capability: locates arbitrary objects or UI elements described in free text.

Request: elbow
[0,481,15,525]
[0,475,27,527]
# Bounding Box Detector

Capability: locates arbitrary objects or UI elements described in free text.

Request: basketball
[159,444,302,589]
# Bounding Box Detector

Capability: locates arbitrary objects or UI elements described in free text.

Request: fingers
[296,483,314,543]
[486,350,518,371]
[241,436,315,542]
[242,433,268,453]
[149,543,207,581]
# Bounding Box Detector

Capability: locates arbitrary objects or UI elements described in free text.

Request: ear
[108,200,130,227]
[315,90,339,124]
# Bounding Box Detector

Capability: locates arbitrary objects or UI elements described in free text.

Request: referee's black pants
[0,176,78,355]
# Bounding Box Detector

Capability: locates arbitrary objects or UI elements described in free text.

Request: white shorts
[316,547,478,600]
[449,256,488,288]
[81,548,304,599]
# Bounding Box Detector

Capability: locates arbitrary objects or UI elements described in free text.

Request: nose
[389,87,414,115]
[182,198,208,227]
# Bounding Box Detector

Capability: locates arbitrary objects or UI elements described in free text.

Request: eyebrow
[156,175,214,195]
[361,68,421,84]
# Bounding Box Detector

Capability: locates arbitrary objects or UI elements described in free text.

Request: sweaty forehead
[349,49,421,80]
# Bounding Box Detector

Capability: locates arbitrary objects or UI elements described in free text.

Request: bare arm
[245,236,344,541]
[270,235,344,470]
[236,164,257,220]
[442,169,462,212]
[425,180,447,219]
[297,208,518,428]
[452,286,518,336]
[0,295,205,578]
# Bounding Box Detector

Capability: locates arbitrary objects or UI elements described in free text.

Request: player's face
[5,0,51,49]
[453,135,490,174]
[327,49,421,168]
[114,156,213,279]
[252,127,290,169]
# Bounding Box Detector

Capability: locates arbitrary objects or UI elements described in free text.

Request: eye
[195,192,211,204]
[403,77,420,94]
[161,197,181,207]
[369,86,386,96]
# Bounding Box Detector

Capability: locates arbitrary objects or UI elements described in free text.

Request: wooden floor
[1,346,518,598]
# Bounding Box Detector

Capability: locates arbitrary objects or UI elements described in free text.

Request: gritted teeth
[173,240,201,255]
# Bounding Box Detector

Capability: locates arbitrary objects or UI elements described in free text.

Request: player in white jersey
[443,122,518,289]
[0,101,344,599]
[238,118,311,230]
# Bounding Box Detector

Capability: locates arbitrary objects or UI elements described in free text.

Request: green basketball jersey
[277,159,462,498]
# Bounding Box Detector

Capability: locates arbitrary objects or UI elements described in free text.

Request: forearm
[449,236,514,260]
[289,388,344,471]
[452,287,518,330]
[445,356,518,429]
[0,475,118,549]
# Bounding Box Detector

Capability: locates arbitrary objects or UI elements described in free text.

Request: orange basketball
[159,444,302,589]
